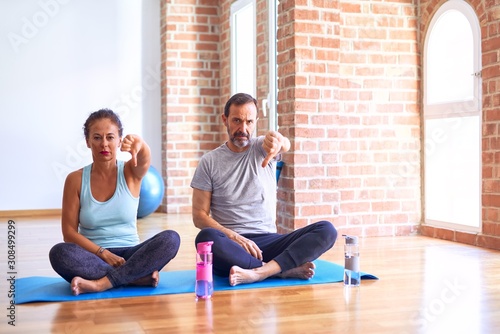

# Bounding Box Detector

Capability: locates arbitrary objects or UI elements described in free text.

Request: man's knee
[195,227,224,245]
[315,221,338,246]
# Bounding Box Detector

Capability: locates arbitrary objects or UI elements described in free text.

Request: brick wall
[276,0,421,235]
[276,0,343,232]
[161,0,222,213]
[419,0,500,250]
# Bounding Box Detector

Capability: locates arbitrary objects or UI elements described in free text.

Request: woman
[49,108,180,296]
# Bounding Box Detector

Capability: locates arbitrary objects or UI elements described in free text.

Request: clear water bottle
[195,241,214,300]
[344,235,360,286]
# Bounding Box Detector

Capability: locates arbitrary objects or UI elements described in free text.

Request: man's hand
[262,131,286,167]
[229,232,263,261]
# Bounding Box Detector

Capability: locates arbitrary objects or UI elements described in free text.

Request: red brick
[435,228,455,242]
[455,231,478,246]
[477,235,500,251]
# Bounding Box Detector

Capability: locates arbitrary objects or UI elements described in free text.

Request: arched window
[423,0,481,232]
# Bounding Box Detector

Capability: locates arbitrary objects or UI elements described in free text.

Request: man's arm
[192,188,263,260]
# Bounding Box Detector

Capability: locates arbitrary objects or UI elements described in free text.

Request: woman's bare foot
[71,276,113,296]
[278,262,316,280]
[129,270,160,287]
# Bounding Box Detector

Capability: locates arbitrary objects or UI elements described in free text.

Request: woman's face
[86,118,122,162]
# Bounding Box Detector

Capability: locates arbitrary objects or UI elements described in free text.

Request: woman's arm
[61,171,96,249]
[122,134,152,196]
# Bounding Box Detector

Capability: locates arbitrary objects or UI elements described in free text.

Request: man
[191,93,337,286]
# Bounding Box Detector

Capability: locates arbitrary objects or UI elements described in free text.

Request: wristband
[95,247,105,255]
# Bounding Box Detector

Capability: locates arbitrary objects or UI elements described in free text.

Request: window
[230,0,256,97]
[267,0,278,131]
[231,0,279,132]
[423,0,481,232]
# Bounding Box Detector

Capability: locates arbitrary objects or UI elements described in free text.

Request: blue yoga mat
[15,260,377,304]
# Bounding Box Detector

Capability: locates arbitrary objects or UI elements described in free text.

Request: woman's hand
[99,250,126,267]
[121,134,143,167]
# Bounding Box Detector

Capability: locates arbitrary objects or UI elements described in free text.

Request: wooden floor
[1,213,500,334]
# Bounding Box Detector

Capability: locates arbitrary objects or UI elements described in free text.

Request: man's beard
[230,131,250,148]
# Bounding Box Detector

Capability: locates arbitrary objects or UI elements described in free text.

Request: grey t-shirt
[190,136,277,234]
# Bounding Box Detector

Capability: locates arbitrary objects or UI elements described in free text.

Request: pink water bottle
[195,241,214,299]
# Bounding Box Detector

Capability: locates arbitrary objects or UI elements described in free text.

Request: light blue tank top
[79,160,140,248]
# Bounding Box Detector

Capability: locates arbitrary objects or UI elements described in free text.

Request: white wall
[0,0,161,210]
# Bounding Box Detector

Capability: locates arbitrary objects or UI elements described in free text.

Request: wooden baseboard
[0,209,62,219]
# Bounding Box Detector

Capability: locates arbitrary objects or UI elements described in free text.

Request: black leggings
[195,221,337,277]
[49,230,180,287]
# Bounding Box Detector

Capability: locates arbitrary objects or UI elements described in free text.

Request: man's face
[222,102,258,152]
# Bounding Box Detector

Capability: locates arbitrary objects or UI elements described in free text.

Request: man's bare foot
[129,270,160,287]
[229,266,263,286]
[229,262,315,286]
[278,262,316,280]
[71,276,113,296]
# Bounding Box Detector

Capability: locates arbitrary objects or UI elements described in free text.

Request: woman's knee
[48,243,61,266]
[49,242,74,265]
[158,230,181,250]
[49,242,63,256]
[48,242,78,281]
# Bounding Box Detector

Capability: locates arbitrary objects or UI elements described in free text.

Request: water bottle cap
[197,241,213,253]
[344,235,358,244]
